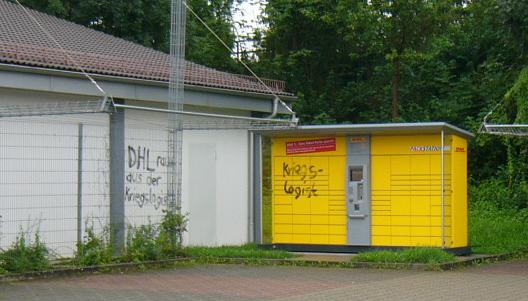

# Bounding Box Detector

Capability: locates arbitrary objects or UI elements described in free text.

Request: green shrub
[157,210,187,257]
[352,248,456,264]
[470,203,528,254]
[470,179,528,210]
[123,223,162,263]
[0,232,49,273]
[75,227,113,267]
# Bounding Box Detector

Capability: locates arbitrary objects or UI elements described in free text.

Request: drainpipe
[267,96,279,119]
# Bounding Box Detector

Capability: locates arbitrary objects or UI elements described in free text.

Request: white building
[0,0,295,256]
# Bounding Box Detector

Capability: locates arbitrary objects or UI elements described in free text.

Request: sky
[232,0,266,53]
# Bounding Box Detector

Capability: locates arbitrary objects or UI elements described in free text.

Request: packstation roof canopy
[254,122,475,139]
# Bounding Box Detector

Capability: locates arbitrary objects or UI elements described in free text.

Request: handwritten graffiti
[282,162,323,180]
[282,162,323,199]
[283,181,318,199]
[125,187,173,210]
[125,145,170,209]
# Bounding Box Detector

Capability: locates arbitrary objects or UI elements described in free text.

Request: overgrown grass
[352,248,456,264]
[0,233,49,273]
[470,202,528,254]
[180,243,294,259]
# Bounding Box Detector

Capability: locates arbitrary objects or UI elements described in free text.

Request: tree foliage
[256,0,528,192]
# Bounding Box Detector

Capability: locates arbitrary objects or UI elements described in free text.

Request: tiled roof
[0,0,292,96]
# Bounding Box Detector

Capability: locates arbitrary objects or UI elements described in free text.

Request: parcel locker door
[347,136,371,245]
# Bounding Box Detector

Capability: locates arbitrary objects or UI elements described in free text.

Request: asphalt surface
[1,260,527,301]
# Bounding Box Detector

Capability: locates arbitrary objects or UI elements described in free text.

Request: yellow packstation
[258,123,473,254]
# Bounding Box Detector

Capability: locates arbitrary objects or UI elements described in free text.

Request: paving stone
[1,261,527,301]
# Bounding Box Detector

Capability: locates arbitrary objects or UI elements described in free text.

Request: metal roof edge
[0,62,298,102]
[255,122,475,139]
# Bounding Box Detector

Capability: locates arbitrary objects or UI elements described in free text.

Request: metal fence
[0,99,296,259]
[0,113,173,257]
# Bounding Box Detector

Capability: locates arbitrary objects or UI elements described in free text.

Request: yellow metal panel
[372,236,391,246]
[329,215,347,225]
[311,234,329,244]
[411,216,430,226]
[292,224,309,234]
[391,196,411,215]
[371,156,390,191]
[311,225,329,235]
[274,224,292,234]
[391,216,410,226]
[411,196,430,215]
[275,214,292,224]
[274,234,292,243]
[274,205,292,215]
[292,234,310,243]
[311,215,329,225]
[292,199,310,215]
[391,226,410,236]
[372,226,391,236]
[411,226,430,237]
[411,236,431,246]
[372,135,445,155]
[292,214,310,224]
[372,215,391,226]
[392,236,411,246]
[329,225,347,235]
[271,136,347,244]
[371,134,468,248]
[450,135,468,247]
[329,235,347,244]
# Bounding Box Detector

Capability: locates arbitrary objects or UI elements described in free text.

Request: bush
[123,210,188,262]
[470,203,528,254]
[470,179,528,210]
[352,248,456,264]
[75,227,113,267]
[123,223,162,263]
[157,210,187,257]
[0,232,49,273]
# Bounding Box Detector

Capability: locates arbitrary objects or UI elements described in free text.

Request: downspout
[267,96,279,119]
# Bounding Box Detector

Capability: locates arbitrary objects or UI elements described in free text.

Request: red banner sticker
[286,138,336,155]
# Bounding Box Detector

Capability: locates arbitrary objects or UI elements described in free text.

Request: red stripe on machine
[286,138,336,155]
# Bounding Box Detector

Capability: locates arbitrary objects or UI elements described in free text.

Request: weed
[75,226,113,267]
[0,232,49,273]
[124,222,162,263]
[352,248,456,264]
[157,210,188,257]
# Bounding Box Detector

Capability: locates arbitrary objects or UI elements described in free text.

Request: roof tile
[0,0,291,96]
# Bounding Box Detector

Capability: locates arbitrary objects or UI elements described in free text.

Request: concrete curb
[0,251,525,282]
[0,258,189,283]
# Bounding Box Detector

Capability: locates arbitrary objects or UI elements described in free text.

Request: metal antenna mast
[168,0,186,213]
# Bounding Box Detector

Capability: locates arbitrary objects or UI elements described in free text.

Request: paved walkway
[1,260,528,301]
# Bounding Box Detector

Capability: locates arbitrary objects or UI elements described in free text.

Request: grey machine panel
[347,136,371,246]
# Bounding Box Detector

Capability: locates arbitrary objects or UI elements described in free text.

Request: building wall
[0,87,252,256]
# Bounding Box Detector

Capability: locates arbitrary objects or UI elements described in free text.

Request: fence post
[110,106,126,256]
[77,123,84,247]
